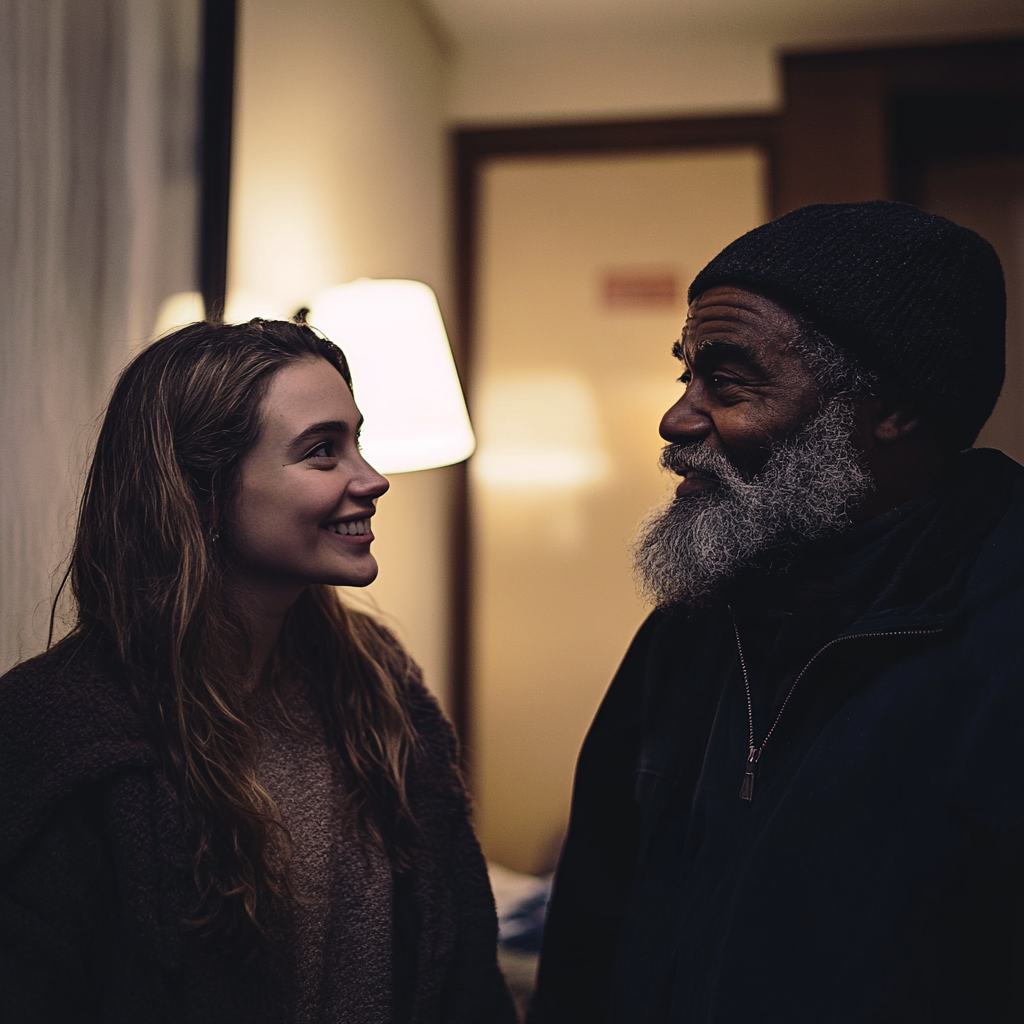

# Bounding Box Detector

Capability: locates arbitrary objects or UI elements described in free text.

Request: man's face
[659,286,822,483]
[632,286,872,609]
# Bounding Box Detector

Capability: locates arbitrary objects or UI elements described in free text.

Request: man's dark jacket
[531,448,1024,1023]
[0,631,517,1024]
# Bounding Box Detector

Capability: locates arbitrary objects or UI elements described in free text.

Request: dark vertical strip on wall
[448,135,482,769]
[199,0,237,321]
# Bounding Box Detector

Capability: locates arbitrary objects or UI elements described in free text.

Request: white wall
[230,0,456,708]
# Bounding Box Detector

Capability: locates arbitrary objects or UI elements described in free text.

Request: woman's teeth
[327,519,370,535]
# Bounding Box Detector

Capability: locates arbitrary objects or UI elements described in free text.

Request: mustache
[634,396,872,610]
[659,443,738,483]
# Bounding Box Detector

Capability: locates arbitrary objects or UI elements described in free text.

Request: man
[529,201,1023,1023]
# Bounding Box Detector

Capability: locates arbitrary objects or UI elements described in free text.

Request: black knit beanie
[688,200,1006,450]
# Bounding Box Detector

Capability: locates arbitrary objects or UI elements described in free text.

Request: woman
[0,319,516,1024]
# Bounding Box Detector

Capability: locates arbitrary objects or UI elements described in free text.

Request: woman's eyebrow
[289,419,362,447]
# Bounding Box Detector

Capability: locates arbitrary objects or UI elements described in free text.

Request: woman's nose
[352,458,390,499]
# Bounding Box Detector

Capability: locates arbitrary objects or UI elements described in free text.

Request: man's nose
[660,391,712,444]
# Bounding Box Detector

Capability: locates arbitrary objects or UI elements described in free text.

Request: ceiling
[425,0,1024,48]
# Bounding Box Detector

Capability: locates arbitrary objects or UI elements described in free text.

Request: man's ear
[856,390,924,446]
[871,403,924,443]
[852,385,954,519]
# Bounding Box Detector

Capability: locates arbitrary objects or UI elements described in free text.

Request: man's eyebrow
[673,337,768,376]
[289,419,362,447]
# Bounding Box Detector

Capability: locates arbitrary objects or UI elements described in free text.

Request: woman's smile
[321,516,374,538]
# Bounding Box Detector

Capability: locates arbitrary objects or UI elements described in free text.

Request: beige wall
[444,19,1024,128]
[472,149,768,873]
[230,0,456,707]
[448,32,780,125]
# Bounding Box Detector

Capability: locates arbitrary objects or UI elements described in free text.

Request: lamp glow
[152,291,205,339]
[473,374,610,490]
[308,279,475,474]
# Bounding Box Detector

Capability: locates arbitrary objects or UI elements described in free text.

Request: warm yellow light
[473,373,610,490]
[308,279,476,474]
[224,288,291,324]
[152,291,205,339]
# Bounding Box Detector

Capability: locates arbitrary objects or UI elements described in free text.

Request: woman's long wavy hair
[65,319,417,945]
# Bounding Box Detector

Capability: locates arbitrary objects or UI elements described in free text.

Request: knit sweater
[254,676,394,1024]
[0,629,517,1024]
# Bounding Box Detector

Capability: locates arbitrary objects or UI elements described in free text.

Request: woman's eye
[677,369,692,386]
[304,441,334,460]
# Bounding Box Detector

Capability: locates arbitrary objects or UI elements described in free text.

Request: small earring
[209,528,220,545]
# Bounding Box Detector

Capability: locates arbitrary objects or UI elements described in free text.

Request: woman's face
[229,357,389,600]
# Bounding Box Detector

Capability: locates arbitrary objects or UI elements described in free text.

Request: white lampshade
[308,279,476,474]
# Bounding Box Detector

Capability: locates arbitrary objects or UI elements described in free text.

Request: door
[471,147,768,872]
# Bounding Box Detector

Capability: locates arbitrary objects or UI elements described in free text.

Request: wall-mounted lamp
[308,279,476,474]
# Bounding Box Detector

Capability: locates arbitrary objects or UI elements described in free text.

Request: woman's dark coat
[531,448,1024,1023]
[0,633,516,1024]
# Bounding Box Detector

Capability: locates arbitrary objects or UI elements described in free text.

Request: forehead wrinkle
[687,288,802,340]
[679,304,754,347]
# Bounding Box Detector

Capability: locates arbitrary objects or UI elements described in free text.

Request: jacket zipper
[731,616,942,802]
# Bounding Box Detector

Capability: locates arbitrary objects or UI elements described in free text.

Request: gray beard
[631,398,872,609]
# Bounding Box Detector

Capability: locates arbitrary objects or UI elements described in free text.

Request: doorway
[470,147,768,873]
